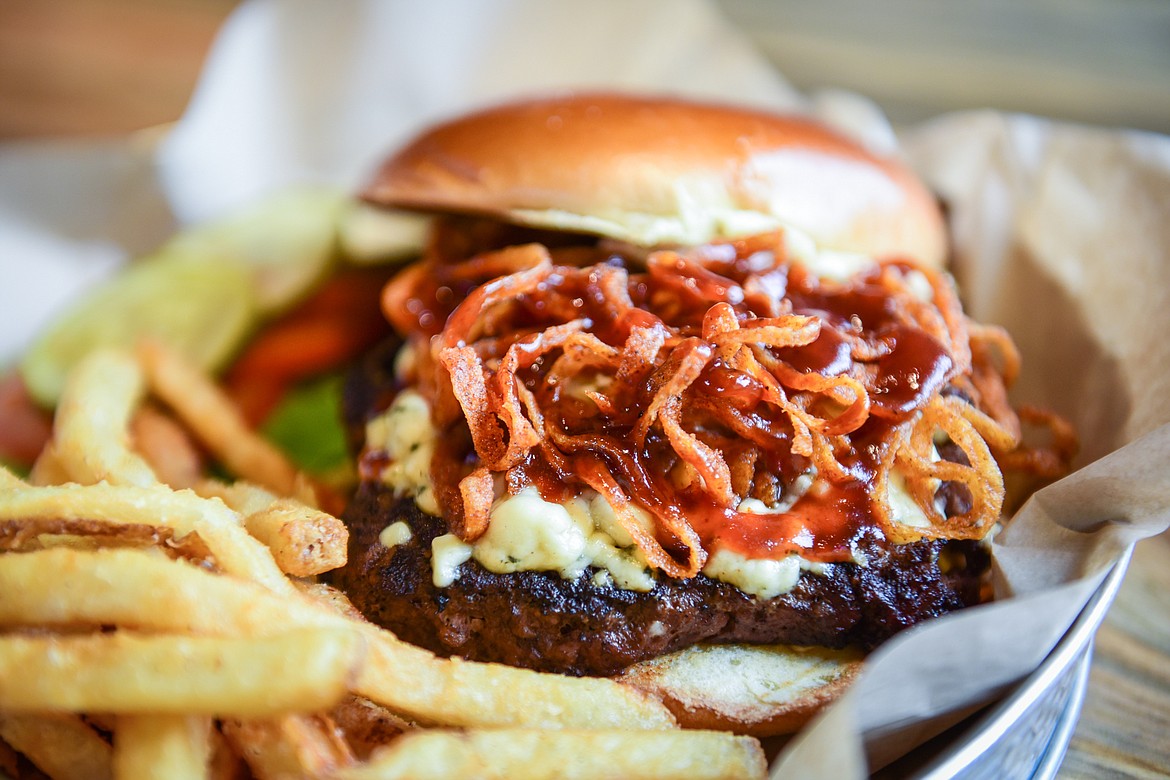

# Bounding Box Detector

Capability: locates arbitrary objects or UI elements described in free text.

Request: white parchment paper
[2,1,1168,776]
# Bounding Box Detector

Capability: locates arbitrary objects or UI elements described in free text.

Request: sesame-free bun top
[363,93,947,267]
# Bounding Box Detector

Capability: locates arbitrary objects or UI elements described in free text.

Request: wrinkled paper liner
[1,1,1168,777]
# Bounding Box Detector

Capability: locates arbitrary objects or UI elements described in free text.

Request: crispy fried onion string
[394,228,1070,571]
[455,466,494,541]
[875,395,1014,543]
[573,452,704,579]
[634,339,731,505]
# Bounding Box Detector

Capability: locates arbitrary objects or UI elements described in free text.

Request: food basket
[887,545,1133,779]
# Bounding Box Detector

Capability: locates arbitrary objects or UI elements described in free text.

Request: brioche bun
[363,92,946,266]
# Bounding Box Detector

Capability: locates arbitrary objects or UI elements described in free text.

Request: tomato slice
[0,371,53,468]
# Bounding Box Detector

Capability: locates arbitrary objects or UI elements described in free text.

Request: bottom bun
[618,644,863,736]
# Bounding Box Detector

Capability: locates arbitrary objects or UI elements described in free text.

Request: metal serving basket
[877,545,1134,779]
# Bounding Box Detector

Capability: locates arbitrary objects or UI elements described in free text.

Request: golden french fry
[53,348,158,487]
[196,480,348,575]
[349,628,678,731]
[0,547,316,636]
[335,729,767,780]
[241,498,348,576]
[28,440,71,485]
[137,340,306,502]
[297,581,370,622]
[131,405,205,489]
[0,467,24,490]
[328,697,413,761]
[0,629,362,717]
[85,714,118,733]
[114,715,212,780]
[222,715,354,780]
[0,712,113,780]
[196,479,279,516]
[0,482,292,595]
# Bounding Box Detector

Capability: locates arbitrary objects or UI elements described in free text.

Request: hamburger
[329,93,1064,735]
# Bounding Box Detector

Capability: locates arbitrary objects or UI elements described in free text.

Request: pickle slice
[163,187,346,315]
[338,201,429,265]
[261,373,350,479]
[21,255,255,407]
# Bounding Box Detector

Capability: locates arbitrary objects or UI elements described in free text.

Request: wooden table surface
[2,1,1167,777]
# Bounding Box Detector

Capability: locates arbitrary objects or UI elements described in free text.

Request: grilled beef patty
[330,482,988,677]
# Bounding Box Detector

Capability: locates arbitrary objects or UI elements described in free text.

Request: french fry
[196,479,279,516]
[0,712,113,780]
[0,546,678,731]
[0,340,726,778]
[328,697,413,761]
[348,625,678,731]
[197,480,348,575]
[0,629,362,717]
[239,497,348,576]
[334,729,768,780]
[53,348,158,487]
[297,581,370,622]
[0,547,271,632]
[113,715,212,780]
[28,440,71,486]
[222,715,354,779]
[83,714,117,733]
[0,467,23,490]
[137,340,309,503]
[0,482,293,594]
[131,405,205,489]
[208,726,249,780]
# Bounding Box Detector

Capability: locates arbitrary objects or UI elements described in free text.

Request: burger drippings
[376,216,1072,579]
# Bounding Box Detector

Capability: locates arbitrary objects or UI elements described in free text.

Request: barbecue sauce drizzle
[381,218,958,568]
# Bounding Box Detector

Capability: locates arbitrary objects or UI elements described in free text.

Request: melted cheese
[365,389,439,515]
[474,489,656,591]
[431,533,473,587]
[474,489,589,576]
[378,521,412,549]
[888,469,930,529]
[702,549,803,600]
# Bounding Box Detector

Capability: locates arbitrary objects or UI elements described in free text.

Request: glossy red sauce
[382,219,957,563]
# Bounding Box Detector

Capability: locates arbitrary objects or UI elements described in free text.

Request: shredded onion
[376,220,1076,572]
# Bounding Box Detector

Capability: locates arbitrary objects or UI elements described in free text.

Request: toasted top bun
[363,93,946,267]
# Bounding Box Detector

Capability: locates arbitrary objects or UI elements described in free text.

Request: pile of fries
[0,341,766,779]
